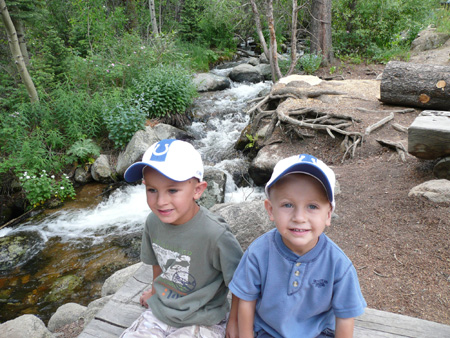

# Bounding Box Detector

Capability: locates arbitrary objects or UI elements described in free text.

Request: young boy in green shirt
[121,139,243,338]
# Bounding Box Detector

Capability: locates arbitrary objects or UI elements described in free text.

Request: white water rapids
[0,77,271,244]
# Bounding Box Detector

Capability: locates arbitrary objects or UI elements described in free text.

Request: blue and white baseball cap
[124,139,204,182]
[265,154,336,211]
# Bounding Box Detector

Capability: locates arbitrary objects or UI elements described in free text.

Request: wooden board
[80,263,450,337]
[408,110,450,159]
[355,308,450,337]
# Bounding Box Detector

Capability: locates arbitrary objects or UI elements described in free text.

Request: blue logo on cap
[150,139,176,162]
[298,154,318,164]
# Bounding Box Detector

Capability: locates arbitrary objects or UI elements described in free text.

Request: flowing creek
[0,75,271,324]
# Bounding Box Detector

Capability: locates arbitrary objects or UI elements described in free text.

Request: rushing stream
[0,75,271,324]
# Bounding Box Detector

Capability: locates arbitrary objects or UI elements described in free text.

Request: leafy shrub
[49,87,104,142]
[67,138,101,165]
[19,170,76,208]
[299,54,323,74]
[133,64,197,119]
[332,0,438,59]
[102,94,147,149]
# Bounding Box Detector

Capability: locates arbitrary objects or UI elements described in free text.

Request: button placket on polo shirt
[288,261,305,294]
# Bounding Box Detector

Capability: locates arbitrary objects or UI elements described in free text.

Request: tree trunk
[287,0,302,76]
[0,0,38,103]
[12,17,29,66]
[380,61,450,110]
[267,0,282,81]
[249,0,269,60]
[149,0,158,35]
[310,0,333,66]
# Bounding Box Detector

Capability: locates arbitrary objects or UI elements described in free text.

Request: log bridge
[79,264,450,338]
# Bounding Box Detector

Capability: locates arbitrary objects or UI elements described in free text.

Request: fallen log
[380,61,450,110]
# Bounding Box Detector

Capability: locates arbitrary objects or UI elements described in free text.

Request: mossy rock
[44,275,83,302]
[0,231,45,272]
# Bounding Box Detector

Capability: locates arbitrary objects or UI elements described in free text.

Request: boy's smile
[264,173,332,256]
[143,167,207,225]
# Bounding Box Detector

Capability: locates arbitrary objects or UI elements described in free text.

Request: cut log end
[419,93,430,104]
[436,80,446,90]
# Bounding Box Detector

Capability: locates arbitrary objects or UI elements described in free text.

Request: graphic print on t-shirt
[152,243,197,296]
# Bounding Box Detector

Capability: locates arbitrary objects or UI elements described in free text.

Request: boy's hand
[225,316,239,338]
[139,288,155,308]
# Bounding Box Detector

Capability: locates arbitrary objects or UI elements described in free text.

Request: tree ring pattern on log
[419,93,431,104]
[436,80,446,90]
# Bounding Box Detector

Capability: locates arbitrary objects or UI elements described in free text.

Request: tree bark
[12,17,29,66]
[310,0,333,66]
[149,0,158,35]
[0,0,38,103]
[249,0,269,60]
[267,0,282,81]
[380,61,450,110]
[287,0,299,76]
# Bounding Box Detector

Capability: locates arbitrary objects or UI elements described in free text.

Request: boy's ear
[264,199,275,221]
[193,181,208,200]
[325,204,332,227]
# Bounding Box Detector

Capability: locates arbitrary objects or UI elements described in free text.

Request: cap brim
[124,162,148,182]
[266,163,333,203]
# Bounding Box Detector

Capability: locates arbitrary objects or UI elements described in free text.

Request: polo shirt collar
[274,230,326,263]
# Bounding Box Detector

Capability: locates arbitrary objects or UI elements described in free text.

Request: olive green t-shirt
[140,206,243,327]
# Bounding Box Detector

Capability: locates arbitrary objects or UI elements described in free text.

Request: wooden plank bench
[80,264,450,337]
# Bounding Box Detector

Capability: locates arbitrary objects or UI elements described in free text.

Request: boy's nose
[156,193,169,206]
[292,208,306,222]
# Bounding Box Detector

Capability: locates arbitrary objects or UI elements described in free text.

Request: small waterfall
[0,71,271,323]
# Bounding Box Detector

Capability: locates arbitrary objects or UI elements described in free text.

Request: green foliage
[67,138,101,165]
[28,28,71,90]
[244,133,259,149]
[332,0,439,60]
[434,8,450,33]
[19,170,75,208]
[299,53,323,74]
[48,86,104,142]
[132,64,197,119]
[102,93,147,149]
[67,0,127,55]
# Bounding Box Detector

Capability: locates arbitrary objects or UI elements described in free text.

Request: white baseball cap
[124,139,204,182]
[265,154,336,211]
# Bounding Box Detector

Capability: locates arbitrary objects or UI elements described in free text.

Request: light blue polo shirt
[229,229,366,338]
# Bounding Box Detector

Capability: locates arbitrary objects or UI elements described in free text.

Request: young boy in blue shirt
[121,139,243,338]
[229,154,366,338]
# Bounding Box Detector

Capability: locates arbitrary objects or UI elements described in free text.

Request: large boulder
[116,124,192,177]
[193,73,231,92]
[47,302,87,332]
[0,231,45,272]
[255,63,272,80]
[248,144,300,186]
[408,179,450,203]
[91,154,115,183]
[229,64,264,83]
[0,314,52,338]
[211,201,274,251]
[102,262,143,297]
[199,167,227,209]
[410,27,450,53]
